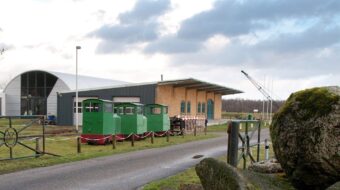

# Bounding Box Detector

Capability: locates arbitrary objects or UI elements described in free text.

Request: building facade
[58,79,242,126]
[1,70,242,126]
[3,70,127,116]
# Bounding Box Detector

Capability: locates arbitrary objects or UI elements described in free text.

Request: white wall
[5,76,21,116]
[0,93,5,115]
[47,79,69,116]
[0,92,6,115]
[73,97,97,125]
[113,97,140,103]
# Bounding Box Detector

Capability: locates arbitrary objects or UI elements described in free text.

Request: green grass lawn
[0,130,217,174]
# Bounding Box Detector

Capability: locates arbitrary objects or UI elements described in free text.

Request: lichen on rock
[271,86,340,190]
[248,159,283,174]
[195,158,256,190]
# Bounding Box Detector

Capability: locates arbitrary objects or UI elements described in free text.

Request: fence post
[265,139,269,160]
[257,121,261,162]
[151,132,154,144]
[131,134,135,147]
[35,138,40,158]
[166,131,170,142]
[77,137,81,153]
[112,135,116,149]
[227,121,239,167]
[42,116,46,153]
[245,121,249,169]
[194,125,197,136]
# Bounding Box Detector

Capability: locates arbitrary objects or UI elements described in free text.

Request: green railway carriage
[81,99,121,144]
[115,102,147,135]
[144,104,170,132]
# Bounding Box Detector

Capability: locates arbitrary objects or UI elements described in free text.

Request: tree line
[222,99,285,113]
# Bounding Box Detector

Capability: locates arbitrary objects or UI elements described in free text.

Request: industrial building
[2,70,242,126]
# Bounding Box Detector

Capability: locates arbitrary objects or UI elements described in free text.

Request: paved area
[0,129,269,190]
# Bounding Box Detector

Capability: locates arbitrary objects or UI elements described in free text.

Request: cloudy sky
[0,0,339,100]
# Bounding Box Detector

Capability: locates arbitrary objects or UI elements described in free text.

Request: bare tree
[222,99,285,113]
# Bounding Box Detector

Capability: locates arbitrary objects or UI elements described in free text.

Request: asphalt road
[0,129,269,190]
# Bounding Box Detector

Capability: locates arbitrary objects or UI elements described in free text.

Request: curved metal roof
[49,71,129,90]
[4,70,129,91]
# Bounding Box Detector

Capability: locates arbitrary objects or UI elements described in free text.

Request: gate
[0,116,46,161]
[227,119,262,169]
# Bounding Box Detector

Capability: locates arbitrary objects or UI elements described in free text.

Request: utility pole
[75,46,81,132]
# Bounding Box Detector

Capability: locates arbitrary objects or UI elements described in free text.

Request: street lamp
[76,46,81,132]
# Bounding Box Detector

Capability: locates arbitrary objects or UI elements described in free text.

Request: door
[73,97,97,126]
[207,99,214,120]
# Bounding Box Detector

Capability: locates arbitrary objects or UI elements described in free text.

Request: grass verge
[0,132,217,175]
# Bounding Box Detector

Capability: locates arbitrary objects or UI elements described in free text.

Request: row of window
[78,102,167,115]
[180,101,206,114]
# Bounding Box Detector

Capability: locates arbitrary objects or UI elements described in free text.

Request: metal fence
[0,116,46,161]
[227,119,262,169]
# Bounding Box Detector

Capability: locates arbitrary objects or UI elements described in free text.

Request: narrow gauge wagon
[144,104,170,134]
[81,99,121,144]
[115,102,147,138]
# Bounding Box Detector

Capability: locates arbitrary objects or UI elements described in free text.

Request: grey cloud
[119,0,171,24]
[257,22,340,52]
[144,0,340,55]
[144,36,201,54]
[168,39,340,79]
[90,22,158,44]
[178,0,340,40]
[90,0,171,53]
[95,41,130,54]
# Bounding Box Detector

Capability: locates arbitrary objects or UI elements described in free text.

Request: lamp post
[76,46,81,132]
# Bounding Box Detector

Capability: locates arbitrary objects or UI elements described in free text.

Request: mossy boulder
[271,86,340,190]
[195,158,255,190]
[326,181,340,190]
[195,158,294,190]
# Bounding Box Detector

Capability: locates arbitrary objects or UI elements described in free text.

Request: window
[85,103,90,112]
[92,103,100,112]
[197,102,201,113]
[20,71,57,115]
[202,103,206,113]
[180,101,186,113]
[151,107,161,115]
[125,107,135,115]
[104,103,113,113]
[84,102,100,112]
[187,101,191,113]
[116,107,124,114]
[73,102,82,113]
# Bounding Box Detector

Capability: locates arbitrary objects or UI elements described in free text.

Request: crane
[241,70,281,124]
[241,70,279,108]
